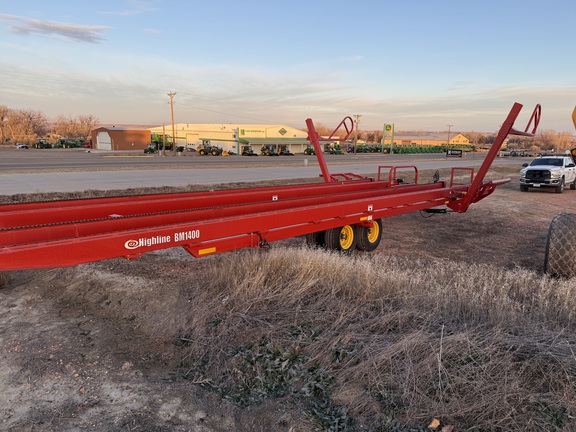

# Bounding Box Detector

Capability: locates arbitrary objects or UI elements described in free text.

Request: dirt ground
[1,164,575,431]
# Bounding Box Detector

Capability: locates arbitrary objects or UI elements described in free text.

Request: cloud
[0,14,108,43]
[98,0,159,16]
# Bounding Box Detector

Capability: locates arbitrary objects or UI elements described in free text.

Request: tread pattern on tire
[305,231,325,248]
[544,213,576,278]
[357,219,383,252]
[325,226,357,253]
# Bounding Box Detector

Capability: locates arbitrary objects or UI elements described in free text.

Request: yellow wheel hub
[339,225,355,249]
[367,222,380,244]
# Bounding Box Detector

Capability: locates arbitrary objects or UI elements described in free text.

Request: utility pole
[168,91,177,155]
[446,124,453,148]
[353,114,362,154]
[162,123,166,156]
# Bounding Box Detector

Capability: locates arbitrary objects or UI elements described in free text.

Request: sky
[1,0,575,133]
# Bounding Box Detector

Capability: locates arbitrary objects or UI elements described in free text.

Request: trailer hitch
[255,232,271,250]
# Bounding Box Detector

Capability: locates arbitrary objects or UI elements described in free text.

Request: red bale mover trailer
[0,103,542,272]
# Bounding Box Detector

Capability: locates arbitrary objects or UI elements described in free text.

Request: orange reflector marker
[198,247,217,255]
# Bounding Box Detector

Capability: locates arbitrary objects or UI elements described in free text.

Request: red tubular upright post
[306,118,332,182]
[306,116,355,183]
[448,102,541,213]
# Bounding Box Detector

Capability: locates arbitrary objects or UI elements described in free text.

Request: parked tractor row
[240,145,294,156]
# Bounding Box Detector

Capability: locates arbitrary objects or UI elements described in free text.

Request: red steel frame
[0,102,540,270]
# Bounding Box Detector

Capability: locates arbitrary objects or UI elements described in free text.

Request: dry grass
[94,246,576,431]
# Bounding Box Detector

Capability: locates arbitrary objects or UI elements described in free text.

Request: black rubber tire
[555,178,564,194]
[356,219,383,252]
[520,185,529,192]
[544,213,576,278]
[305,231,325,248]
[570,179,576,190]
[324,225,357,254]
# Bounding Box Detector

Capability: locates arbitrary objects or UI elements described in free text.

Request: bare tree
[0,105,10,143]
[555,132,572,152]
[364,130,376,143]
[3,109,49,144]
[52,115,77,139]
[462,131,485,147]
[312,123,334,138]
[533,130,572,151]
[77,114,98,140]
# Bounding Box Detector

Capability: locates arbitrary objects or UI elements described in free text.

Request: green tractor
[146,133,173,153]
[303,145,316,156]
[323,143,344,155]
[144,142,175,154]
[36,139,52,149]
[144,143,158,154]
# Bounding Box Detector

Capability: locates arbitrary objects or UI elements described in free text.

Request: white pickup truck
[519,153,576,193]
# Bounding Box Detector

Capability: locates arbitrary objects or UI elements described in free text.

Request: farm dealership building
[148,123,310,154]
[90,124,471,152]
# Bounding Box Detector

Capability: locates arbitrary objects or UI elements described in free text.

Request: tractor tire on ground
[324,225,357,254]
[356,219,383,252]
[544,213,576,278]
[305,231,325,248]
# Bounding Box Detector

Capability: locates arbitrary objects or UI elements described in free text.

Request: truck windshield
[530,158,563,166]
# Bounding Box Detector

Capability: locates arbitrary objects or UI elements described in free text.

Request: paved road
[0,149,524,195]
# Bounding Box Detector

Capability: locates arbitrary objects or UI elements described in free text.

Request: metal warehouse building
[148,123,310,154]
[90,127,151,151]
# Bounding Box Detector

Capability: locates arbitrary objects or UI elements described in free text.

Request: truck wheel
[305,231,325,248]
[520,185,529,192]
[356,219,383,252]
[544,213,576,278]
[570,179,576,190]
[555,178,564,194]
[325,225,357,254]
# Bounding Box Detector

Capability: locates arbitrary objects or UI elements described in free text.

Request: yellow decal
[198,247,217,255]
